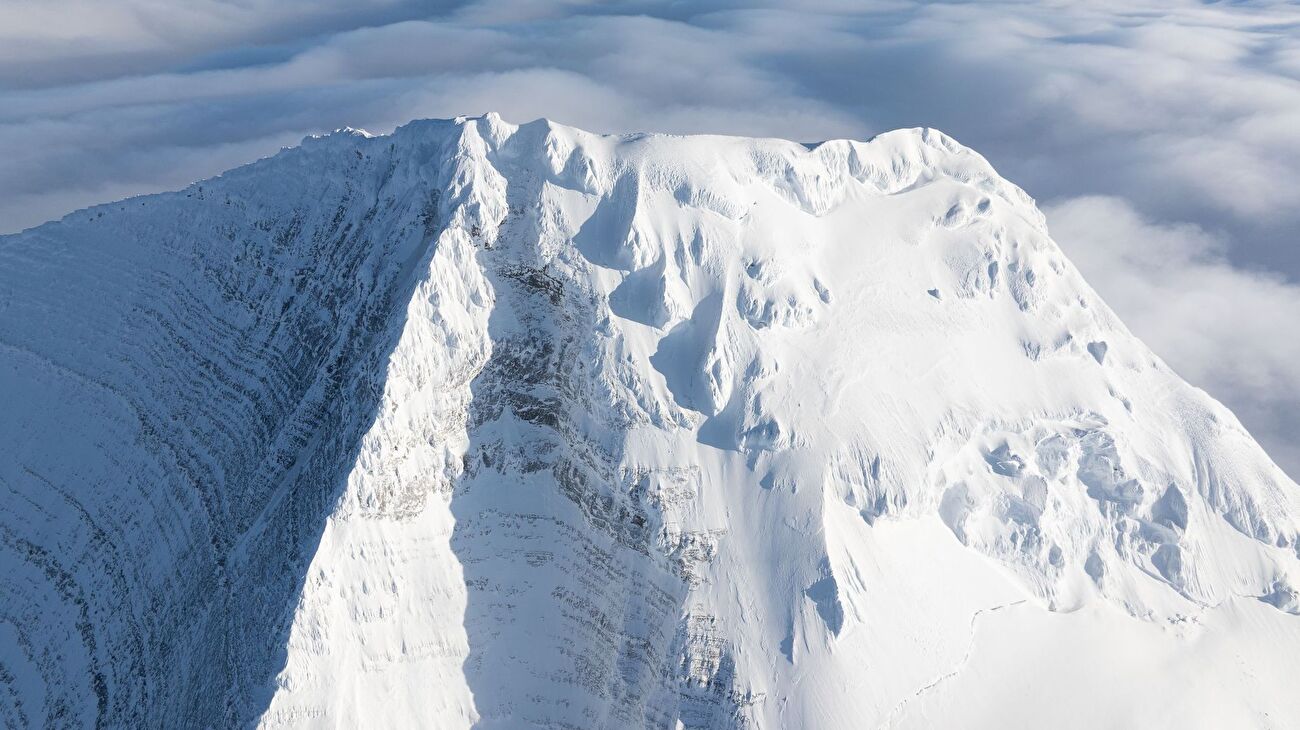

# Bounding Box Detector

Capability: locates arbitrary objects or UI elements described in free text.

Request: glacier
[1,113,1299,729]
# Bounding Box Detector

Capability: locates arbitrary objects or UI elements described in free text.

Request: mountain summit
[1,114,1298,728]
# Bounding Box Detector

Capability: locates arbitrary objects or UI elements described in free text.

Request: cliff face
[2,114,1298,729]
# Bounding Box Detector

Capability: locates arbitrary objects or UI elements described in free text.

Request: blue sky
[3,0,1299,475]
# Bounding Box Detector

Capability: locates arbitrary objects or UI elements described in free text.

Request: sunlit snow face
[2,0,1299,477]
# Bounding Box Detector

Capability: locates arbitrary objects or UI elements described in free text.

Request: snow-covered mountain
[2,113,1298,729]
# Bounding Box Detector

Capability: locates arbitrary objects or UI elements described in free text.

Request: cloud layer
[3,0,1299,475]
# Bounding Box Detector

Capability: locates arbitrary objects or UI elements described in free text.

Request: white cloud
[0,0,440,85]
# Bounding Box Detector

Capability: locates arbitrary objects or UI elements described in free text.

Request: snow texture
[2,114,1299,729]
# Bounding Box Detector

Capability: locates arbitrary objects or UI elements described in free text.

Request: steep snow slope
[2,114,1299,729]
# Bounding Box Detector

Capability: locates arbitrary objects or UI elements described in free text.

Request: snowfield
[1,113,1298,728]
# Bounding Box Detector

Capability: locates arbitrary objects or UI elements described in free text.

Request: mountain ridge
[1,113,1298,729]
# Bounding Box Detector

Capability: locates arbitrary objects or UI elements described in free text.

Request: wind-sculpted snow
[2,114,1299,729]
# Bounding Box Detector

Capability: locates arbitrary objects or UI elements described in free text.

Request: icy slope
[1,114,1298,729]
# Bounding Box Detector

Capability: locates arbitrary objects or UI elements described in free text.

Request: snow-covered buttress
[2,114,1298,729]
